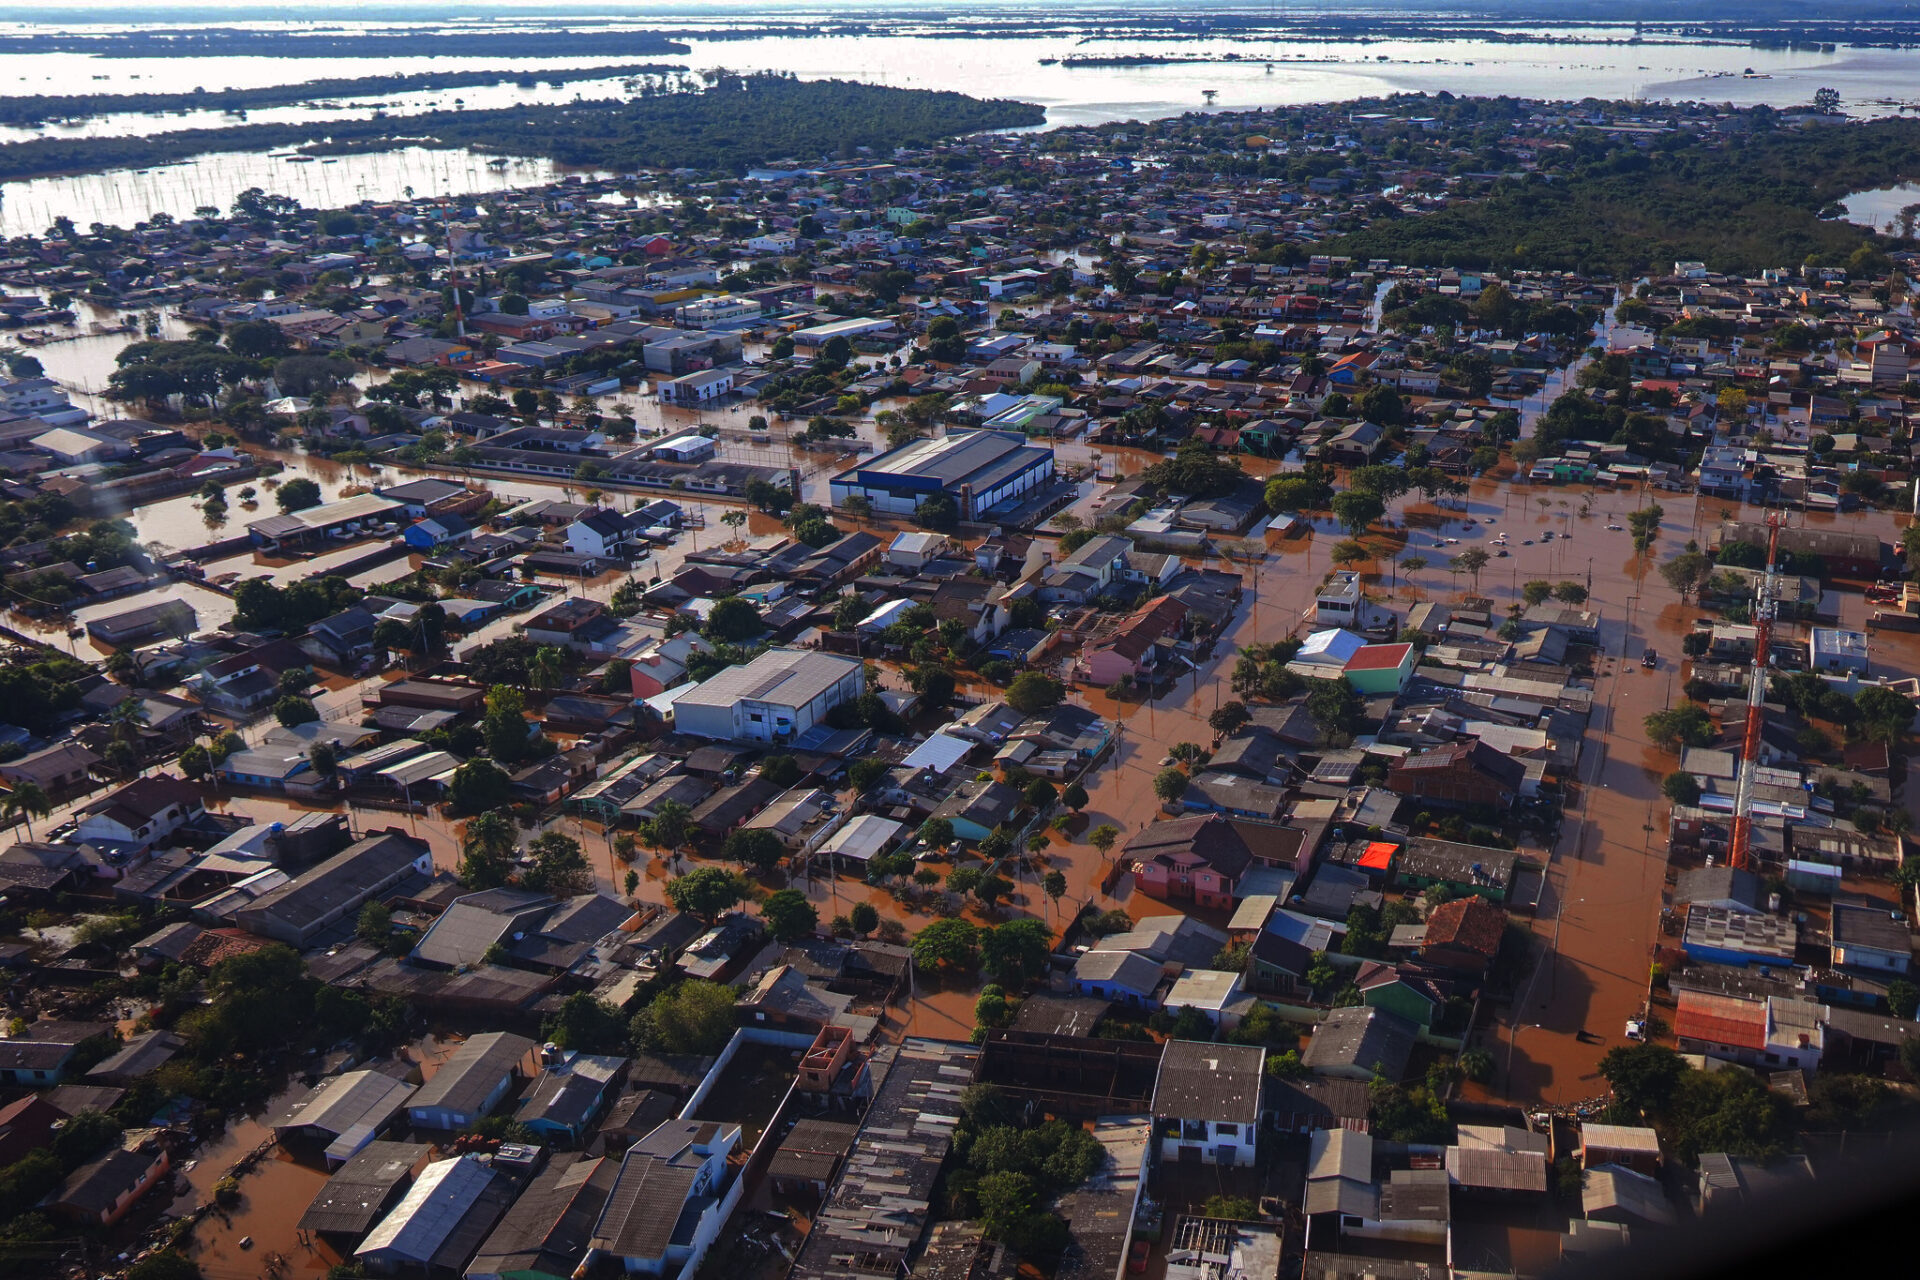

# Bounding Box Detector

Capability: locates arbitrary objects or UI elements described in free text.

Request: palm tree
[4,782,52,841]
[528,645,565,692]
[106,697,149,751]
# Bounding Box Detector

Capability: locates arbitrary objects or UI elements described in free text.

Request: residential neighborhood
[0,85,1919,1280]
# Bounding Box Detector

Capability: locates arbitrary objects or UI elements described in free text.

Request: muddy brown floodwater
[1491,486,1920,1106]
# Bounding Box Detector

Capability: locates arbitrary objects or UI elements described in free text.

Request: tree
[2,781,51,841]
[1662,771,1703,806]
[849,901,880,936]
[273,694,318,727]
[446,759,512,815]
[639,797,691,859]
[525,831,592,897]
[1042,870,1067,908]
[355,901,392,947]
[178,743,211,781]
[912,918,981,973]
[1448,547,1490,588]
[545,992,628,1054]
[1888,979,1919,1020]
[1306,678,1365,745]
[1628,503,1665,554]
[275,476,322,513]
[1812,86,1842,113]
[459,811,519,888]
[527,644,566,691]
[1153,767,1189,806]
[724,827,787,873]
[982,918,1052,986]
[762,888,819,942]
[1660,549,1715,602]
[1061,781,1089,812]
[309,741,338,778]
[1855,686,1915,746]
[920,817,955,852]
[1088,824,1120,856]
[1553,581,1589,605]
[666,866,754,921]
[1598,1042,1688,1121]
[1644,704,1715,750]
[704,595,764,642]
[1330,490,1385,538]
[1209,701,1250,737]
[1005,671,1063,714]
[1522,580,1554,606]
[1023,777,1057,809]
[1264,474,1321,512]
[849,757,889,792]
[633,980,737,1054]
[482,684,534,764]
[1330,540,1369,568]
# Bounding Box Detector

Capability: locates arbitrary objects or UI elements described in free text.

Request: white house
[677,296,762,329]
[1315,571,1364,625]
[885,531,955,572]
[567,508,643,560]
[75,777,204,850]
[649,432,718,464]
[747,231,798,254]
[586,1118,742,1275]
[669,648,864,745]
[1150,1040,1264,1167]
[658,367,735,406]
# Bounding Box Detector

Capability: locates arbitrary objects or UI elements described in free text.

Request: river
[3,22,1919,234]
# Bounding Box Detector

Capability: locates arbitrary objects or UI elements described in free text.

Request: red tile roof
[1422,897,1505,959]
[1674,991,1767,1051]
[1344,643,1413,672]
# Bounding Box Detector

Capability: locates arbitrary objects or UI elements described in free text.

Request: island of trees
[0,64,692,128]
[0,75,1048,183]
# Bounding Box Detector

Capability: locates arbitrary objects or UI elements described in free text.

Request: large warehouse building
[829,429,1054,521]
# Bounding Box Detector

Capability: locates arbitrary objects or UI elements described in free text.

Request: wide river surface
[3,26,1920,234]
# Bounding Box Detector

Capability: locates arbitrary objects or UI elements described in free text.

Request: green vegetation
[232,575,361,632]
[0,76,1044,182]
[949,1088,1104,1255]
[1327,116,1920,275]
[631,979,739,1054]
[1599,1043,1788,1164]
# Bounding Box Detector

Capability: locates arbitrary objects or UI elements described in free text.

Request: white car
[1624,1018,1647,1041]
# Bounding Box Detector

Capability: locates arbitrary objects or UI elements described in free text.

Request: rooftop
[1152,1040,1264,1124]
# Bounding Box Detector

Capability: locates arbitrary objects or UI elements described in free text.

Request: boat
[284,155,316,164]
[238,1237,253,1250]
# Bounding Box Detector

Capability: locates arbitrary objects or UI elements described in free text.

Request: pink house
[628,633,715,700]
[1125,815,1255,910]
[1078,597,1188,688]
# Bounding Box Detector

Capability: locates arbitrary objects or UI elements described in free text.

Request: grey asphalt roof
[592,1151,700,1259]
[275,1069,416,1140]
[299,1141,431,1236]
[1151,1040,1264,1125]
[407,1032,536,1118]
[468,1154,613,1278]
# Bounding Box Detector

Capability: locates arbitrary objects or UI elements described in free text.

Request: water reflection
[0,147,610,240]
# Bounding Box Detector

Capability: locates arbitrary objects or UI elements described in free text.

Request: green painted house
[1354,961,1440,1028]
